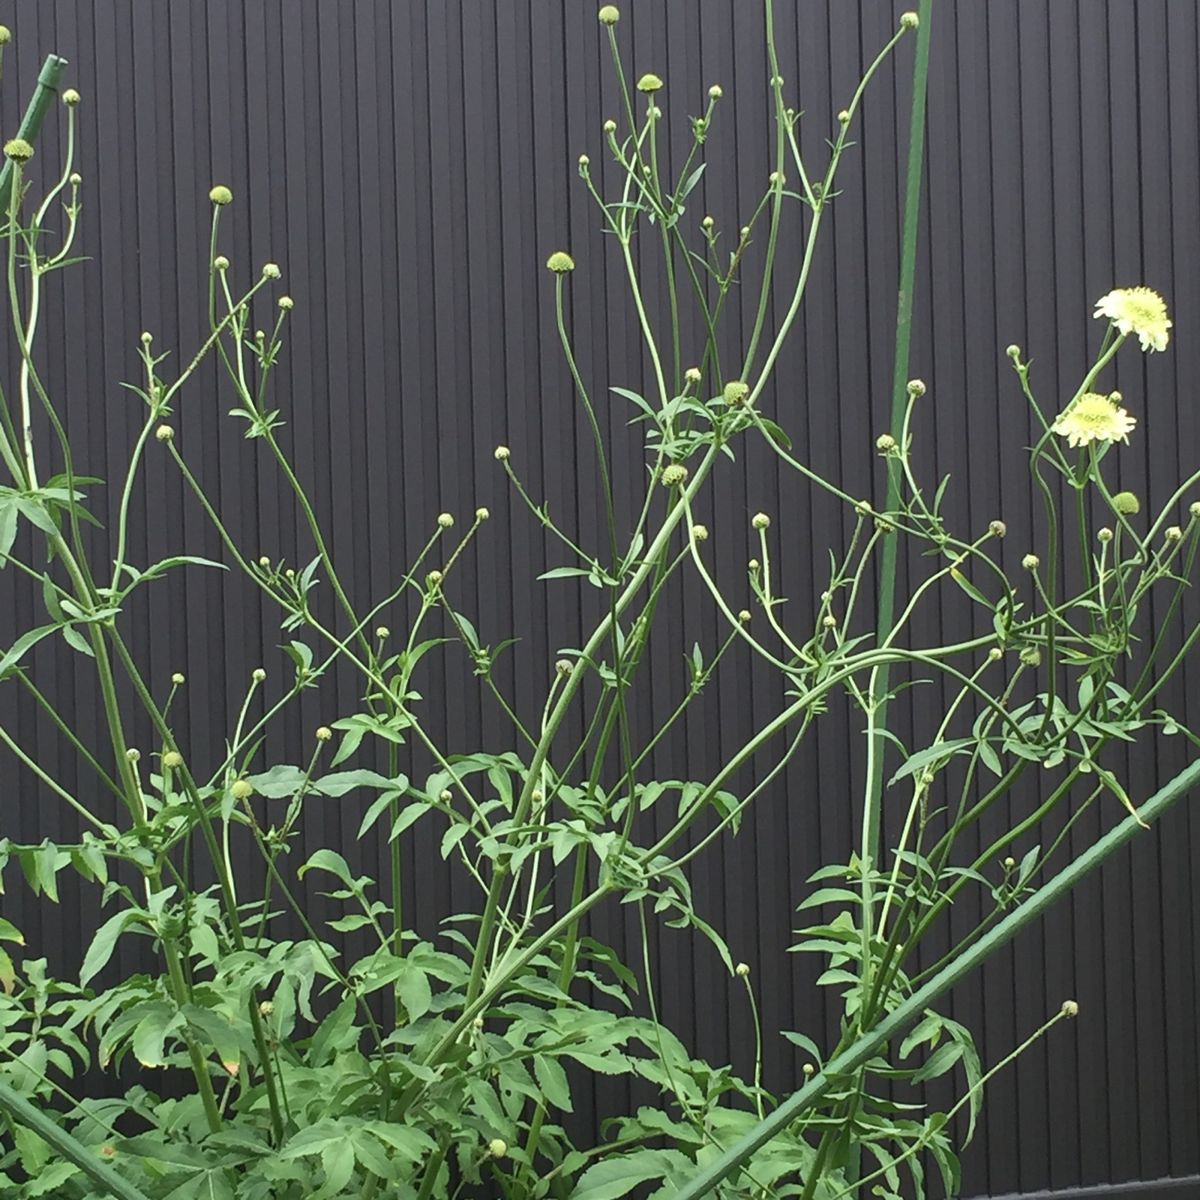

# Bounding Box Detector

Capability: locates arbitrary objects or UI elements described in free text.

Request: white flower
[1052,392,1136,449]
[1093,287,1171,352]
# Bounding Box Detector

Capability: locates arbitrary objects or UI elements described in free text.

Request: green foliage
[0,6,1194,1200]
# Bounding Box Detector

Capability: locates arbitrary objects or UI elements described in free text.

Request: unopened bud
[555,658,574,678]
[155,424,174,442]
[437,512,455,529]
[662,463,688,487]
[751,512,770,530]
[494,445,510,461]
[252,668,267,682]
[316,726,333,742]
[1061,999,1079,1018]
[1097,527,1113,543]
[162,750,184,770]
[900,11,920,30]
[723,380,750,406]
[231,779,254,800]
[735,962,750,977]
[1165,525,1183,542]
[208,185,233,206]
[1022,554,1039,571]
[989,520,1007,538]
[906,379,926,397]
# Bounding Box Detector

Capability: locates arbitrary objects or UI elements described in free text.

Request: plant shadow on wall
[0,4,1195,1199]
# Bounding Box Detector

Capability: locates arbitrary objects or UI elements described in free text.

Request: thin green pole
[0,53,69,215]
[670,755,1200,1199]
[863,0,934,919]
[0,1077,152,1200]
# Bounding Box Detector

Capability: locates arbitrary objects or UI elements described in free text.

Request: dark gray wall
[2,3,1199,1198]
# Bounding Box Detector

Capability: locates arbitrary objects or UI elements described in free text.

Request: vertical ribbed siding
[0,4,1196,1197]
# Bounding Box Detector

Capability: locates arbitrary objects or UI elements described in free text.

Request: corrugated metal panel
[0,3,1196,1196]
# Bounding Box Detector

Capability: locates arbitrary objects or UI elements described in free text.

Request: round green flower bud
[555,658,574,678]
[1165,525,1183,542]
[636,73,664,93]
[1097,527,1113,543]
[837,109,851,125]
[437,512,454,529]
[155,424,174,442]
[494,445,510,461]
[751,512,770,530]
[987,647,1003,662]
[900,11,920,30]
[598,5,620,25]
[62,88,81,107]
[723,380,750,406]
[162,750,184,770]
[125,747,141,764]
[375,626,390,640]
[69,171,81,186]
[4,138,33,163]
[906,378,926,397]
[1006,344,1021,360]
[426,569,443,587]
[208,185,233,205]
[1019,645,1042,667]
[475,506,490,521]
[261,262,281,279]
[1061,999,1079,1018]
[231,779,254,800]
[1111,491,1140,516]
[709,84,723,99]
[278,295,294,310]
[661,463,688,487]
[876,433,897,454]
[252,668,267,683]
[989,520,1006,538]
[316,726,333,742]
[1190,501,1200,519]
[213,255,230,271]
[735,962,750,977]
[0,27,11,45]
[171,672,186,685]
[738,609,751,623]
[1022,553,1039,571]
[546,250,575,273]
[603,118,617,134]
[684,366,702,384]
[489,1139,508,1159]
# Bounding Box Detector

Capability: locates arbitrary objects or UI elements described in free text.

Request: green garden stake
[0,53,69,219]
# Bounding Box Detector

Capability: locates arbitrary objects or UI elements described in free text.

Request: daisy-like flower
[1093,287,1172,352]
[1052,392,1136,449]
